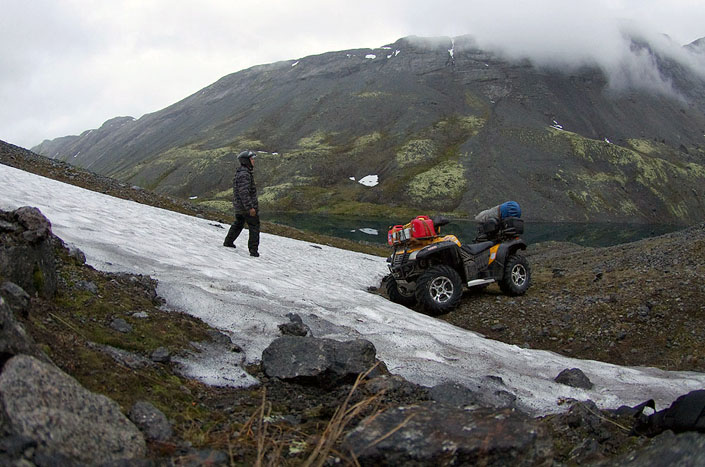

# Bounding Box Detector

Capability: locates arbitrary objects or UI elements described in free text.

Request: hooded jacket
[232,164,258,213]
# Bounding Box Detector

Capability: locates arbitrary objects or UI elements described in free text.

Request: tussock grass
[228,364,394,466]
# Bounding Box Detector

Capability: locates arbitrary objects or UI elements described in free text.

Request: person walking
[223,150,260,257]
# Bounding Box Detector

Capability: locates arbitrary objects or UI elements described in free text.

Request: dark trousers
[224,213,260,252]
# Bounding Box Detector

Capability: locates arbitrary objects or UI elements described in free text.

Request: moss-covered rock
[406,160,466,205]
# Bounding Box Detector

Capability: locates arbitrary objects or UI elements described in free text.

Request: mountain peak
[100,116,135,129]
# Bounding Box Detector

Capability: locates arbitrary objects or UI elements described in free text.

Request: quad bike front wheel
[415,265,463,314]
[499,254,531,296]
[385,276,417,307]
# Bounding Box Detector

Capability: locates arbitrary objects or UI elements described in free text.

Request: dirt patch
[432,233,705,372]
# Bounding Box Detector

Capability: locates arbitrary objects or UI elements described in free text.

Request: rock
[206,329,245,353]
[0,219,19,233]
[612,399,655,418]
[30,448,82,466]
[278,321,310,336]
[429,377,519,410]
[0,434,36,464]
[364,375,427,399]
[13,206,52,243]
[66,244,86,264]
[207,329,232,345]
[132,311,149,319]
[555,368,594,389]
[344,402,552,466]
[261,336,381,387]
[279,314,311,335]
[0,281,30,318]
[286,312,303,323]
[570,437,600,460]
[151,347,171,363]
[110,318,133,333]
[0,207,58,298]
[0,297,48,364]
[0,355,146,464]
[613,431,705,466]
[89,343,154,370]
[76,280,98,294]
[129,401,173,441]
[634,390,705,436]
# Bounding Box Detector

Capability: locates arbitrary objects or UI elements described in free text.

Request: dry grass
[229,364,390,466]
[302,365,384,467]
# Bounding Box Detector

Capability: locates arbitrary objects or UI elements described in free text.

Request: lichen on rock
[406,160,466,203]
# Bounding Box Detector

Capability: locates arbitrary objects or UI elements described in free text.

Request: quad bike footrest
[467,278,495,287]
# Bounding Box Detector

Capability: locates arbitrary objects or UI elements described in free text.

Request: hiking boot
[250,251,259,257]
[223,242,236,248]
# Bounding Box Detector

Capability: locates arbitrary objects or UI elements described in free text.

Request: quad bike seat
[462,241,494,255]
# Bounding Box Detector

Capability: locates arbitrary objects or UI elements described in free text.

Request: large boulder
[344,402,552,466]
[261,336,381,387]
[0,355,146,464]
[429,376,519,411]
[631,390,705,436]
[0,207,57,298]
[613,431,705,466]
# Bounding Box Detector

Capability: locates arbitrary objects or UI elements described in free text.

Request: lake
[261,213,684,247]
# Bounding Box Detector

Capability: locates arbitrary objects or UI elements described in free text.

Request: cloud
[476,21,702,98]
[1,0,704,148]
[400,1,705,97]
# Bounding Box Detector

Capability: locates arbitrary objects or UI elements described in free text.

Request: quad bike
[385,214,530,314]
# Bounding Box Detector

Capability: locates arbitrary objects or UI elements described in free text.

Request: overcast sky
[1,0,704,149]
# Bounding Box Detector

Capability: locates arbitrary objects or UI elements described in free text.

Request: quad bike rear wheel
[499,254,531,296]
[415,265,463,314]
[386,276,417,307]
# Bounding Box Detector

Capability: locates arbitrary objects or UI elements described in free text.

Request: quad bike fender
[415,240,460,261]
[497,239,527,262]
[493,239,527,273]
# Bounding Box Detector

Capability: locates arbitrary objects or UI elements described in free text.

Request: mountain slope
[34,34,705,223]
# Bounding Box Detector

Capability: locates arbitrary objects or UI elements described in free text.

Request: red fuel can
[410,216,435,238]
